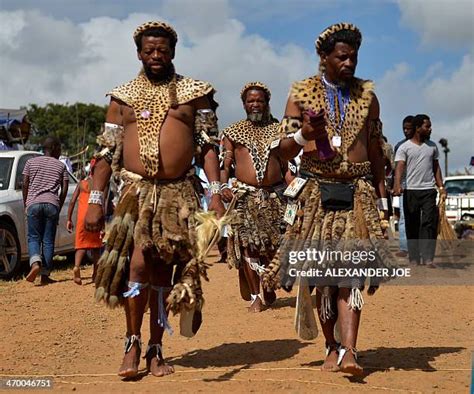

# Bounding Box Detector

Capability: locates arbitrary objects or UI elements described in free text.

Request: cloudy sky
[0,0,473,173]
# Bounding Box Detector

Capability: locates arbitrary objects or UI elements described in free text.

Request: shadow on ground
[170,339,310,381]
[302,346,465,383]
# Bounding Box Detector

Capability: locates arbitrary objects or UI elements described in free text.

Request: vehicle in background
[0,151,77,280]
[444,175,474,224]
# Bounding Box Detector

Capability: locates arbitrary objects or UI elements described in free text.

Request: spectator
[67,160,103,285]
[394,114,445,267]
[393,115,414,257]
[23,136,69,284]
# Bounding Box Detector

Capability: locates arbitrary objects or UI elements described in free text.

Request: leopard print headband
[315,22,361,55]
[133,21,178,43]
[240,81,271,102]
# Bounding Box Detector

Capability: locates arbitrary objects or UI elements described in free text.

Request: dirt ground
[0,249,472,393]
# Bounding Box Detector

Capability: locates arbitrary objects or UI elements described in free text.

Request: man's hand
[208,195,225,218]
[392,183,403,197]
[221,187,234,203]
[301,109,327,141]
[66,220,74,233]
[84,204,104,232]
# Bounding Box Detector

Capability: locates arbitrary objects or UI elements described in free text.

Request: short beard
[247,113,264,122]
[143,62,175,82]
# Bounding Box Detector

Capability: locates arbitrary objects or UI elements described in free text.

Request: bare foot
[148,357,175,377]
[118,343,140,378]
[25,263,40,283]
[73,267,82,285]
[321,346,339,372]
[248,296,263,313]
[263,289,276,306]
[339,348,363,376]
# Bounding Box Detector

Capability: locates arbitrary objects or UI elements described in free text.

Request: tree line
[25,103,107,157]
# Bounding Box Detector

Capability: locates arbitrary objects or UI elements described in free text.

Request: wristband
[376,198,388,211]
[293,129,309,146]
[209,181,222,195]
[88,190,104,206]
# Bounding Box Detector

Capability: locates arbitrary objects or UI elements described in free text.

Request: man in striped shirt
[23,136,69,284]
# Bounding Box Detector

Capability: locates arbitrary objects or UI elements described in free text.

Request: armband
[88,190,104,206]
[208,181,222,195]
[376,198,388,211]
[293,129,309,146]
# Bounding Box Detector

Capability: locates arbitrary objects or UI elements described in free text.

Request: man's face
[244,89,268,122]
[138,36,174,80]
[417,119,432,140]
[322,42,358,83]
[403,121,413,139]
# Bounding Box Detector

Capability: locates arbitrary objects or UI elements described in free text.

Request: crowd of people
[19,21,446,379]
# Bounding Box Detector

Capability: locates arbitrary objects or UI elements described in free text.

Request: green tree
[25,102,107,157]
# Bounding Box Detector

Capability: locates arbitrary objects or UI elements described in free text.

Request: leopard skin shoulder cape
[107,73,214,177]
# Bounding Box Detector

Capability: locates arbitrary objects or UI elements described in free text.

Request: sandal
[337,346,363,376]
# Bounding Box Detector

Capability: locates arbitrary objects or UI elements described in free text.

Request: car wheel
[0,222,22,280]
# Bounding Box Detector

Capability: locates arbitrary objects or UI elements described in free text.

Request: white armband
[88,190,104,206]
[377,198,388,211]
[208,181,222,195]
[293,129,309,146]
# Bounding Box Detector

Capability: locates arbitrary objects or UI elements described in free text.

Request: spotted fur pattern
[284,75,376,177]
[222,119,280,183]
[107,73,214,177]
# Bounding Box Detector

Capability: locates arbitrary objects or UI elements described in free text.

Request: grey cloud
[397,0,474,49]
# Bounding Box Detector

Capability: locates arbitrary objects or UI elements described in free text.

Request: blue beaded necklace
[321,74,351,135]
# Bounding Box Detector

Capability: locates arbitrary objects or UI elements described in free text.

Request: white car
[0,150,77,279]
[444,175,474,223]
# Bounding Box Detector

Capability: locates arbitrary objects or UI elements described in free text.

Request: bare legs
[118,247,149,378]
[73,248,100,285]
[118,248,175,378]
[316,287,363,375]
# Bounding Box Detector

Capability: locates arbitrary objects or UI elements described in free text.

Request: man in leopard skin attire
[220,82,287,313]
[264,23,395,375]
[85,21,224,378]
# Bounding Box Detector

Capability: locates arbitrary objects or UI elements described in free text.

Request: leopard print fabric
[107,73,214,177]
[222,119,280,184]
[281,75,376,177]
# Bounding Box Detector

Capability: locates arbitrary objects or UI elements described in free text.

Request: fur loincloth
[222,119,280,184]
[227,181,284,270]
[107,73,215,177]
[94,169,205,310]
[262,176,395,295]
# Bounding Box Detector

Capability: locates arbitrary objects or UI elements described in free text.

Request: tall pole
[439,138,449,176]
[444,149,448,176]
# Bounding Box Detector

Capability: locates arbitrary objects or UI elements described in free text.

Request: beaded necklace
[321,74,351,135]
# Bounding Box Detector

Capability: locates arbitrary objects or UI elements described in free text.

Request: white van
[444,175,474,223]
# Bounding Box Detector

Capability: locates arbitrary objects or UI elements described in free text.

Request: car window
[445,179,474,195]
[15,154,41,190]
[0,158,14,190]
